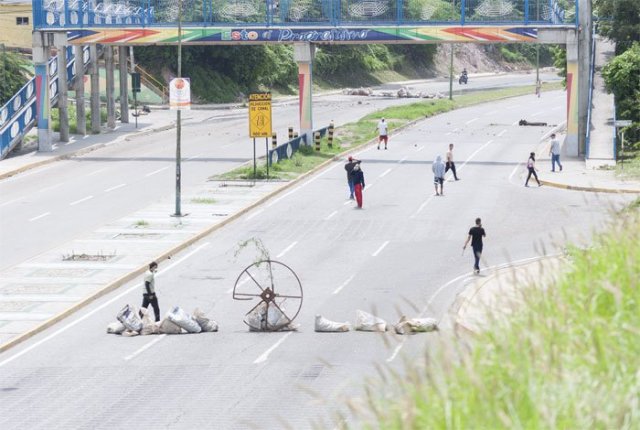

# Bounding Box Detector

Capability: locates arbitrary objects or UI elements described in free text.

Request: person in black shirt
[344,156,360,199]
[463,218,486,274]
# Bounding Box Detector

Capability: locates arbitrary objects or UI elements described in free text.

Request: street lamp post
[173,0,183,217]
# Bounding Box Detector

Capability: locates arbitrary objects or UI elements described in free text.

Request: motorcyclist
[459,68,468,84]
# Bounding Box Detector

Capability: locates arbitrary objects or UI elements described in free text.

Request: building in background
[0,0,33,50]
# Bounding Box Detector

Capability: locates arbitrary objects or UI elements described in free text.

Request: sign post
[131,72,141,128]
[615,120,632,169]
[248,93,272,179]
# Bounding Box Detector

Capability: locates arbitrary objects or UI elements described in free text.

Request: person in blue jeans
[549,133,563,172]
[463,218,486,274]
[344,156,360,199]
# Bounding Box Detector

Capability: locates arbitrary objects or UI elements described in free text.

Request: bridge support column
[74,45,86,136]
[577,0,593,156]
[118,47,129,124]
[565,32,580,156]
[55,33,69,142]
[89,44,101,134]
[105,46,116,129]
[33,31,52,152]
[293,43,315,143]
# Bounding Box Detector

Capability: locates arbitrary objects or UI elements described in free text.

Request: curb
[539,179,640,194]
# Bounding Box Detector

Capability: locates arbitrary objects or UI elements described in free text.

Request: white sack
[394,316,438,335]
[167,306,201,333]
[117,304,142,333]
[159,317,182,334]
[314,314,350,332]
[121,330,139,337]
[140,308,160,336]
[354,310,387,332]
[245,303,296,331]
[192,308,219,332]
[106,321,126,334]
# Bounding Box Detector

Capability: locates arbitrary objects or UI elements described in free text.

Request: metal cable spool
[233,260,303,331]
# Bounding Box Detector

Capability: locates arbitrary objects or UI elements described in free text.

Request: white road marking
[465,117,478,125]
[87,168,107,176]
[145,166,170,177]
[379,168,392,178]
[509,163,522,183]
[343,200,353,205]
[0,198,21,208]
[372,241,389,257]
[385,254,558,363]
[40,183,63,193]
[105,183,126,192]
[246,208,264,220]
[417,145,425,152]
[70,195,94,206]
[0,242,210,368]
[276,241,298,258]
[411,195,435,218]
[497,129,507,137]
[326,210,338,220]
[124,335,167,361]
[254,332,294,364]
[512,120,520,126]
[186,154,201,161]
[332,275,355,295]
[363,183,373,192]
[29,212,51,222]
[484,110,498,116]
[398,156,407,164]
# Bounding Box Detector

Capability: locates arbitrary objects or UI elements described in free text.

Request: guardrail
[34,0,577,29]
[268,126,329,165]
[0,46,90,160]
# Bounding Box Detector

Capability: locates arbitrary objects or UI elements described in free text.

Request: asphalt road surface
[0,72,559,270]
[0,88,634,429]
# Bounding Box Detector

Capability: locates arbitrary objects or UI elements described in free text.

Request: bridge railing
[33,0,577,29]
[0,46,90,160]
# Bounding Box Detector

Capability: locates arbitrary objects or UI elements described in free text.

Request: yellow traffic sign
[249,93,272,138]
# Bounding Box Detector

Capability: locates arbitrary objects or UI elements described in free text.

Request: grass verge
[364,203,640,429]
[213,82,563,181]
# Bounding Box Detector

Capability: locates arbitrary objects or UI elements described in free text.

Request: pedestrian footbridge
[1,0,590,161]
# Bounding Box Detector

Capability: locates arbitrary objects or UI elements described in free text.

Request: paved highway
[0,89,633,429]
[0,72,558,270]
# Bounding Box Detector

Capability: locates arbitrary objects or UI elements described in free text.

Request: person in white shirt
[525,152,541,187]
[549,133,563,172]
[376,118,388,150]
[141,261,160,322]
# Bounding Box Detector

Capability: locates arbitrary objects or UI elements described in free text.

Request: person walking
[549,133,563,172]
[352,164,365,208]
[344,156,361,199]
[432,155,446,196]
[141,261,160,322]
[376,117,388,150]
[525,152,542,187]
[463,218,486,274]
[445,143,460,180]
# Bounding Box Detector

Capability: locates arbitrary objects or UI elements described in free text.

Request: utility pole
[173,0,183,217]
[449,44,454,101]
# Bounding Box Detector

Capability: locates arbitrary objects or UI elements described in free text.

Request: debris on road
[168,306,202,333]
[518,119,548,126]
[193,308,219,332]
[117,304,143,332]
[314,314,351,332]
[354,310,388,332]
[245,302,299,332]
[394,316,438,335]
[109,305,218,336]
[106,321,126,334]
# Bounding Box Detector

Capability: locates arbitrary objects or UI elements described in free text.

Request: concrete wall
[0,3,33,50]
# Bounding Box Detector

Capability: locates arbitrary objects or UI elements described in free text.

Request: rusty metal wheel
[232,260,303,331]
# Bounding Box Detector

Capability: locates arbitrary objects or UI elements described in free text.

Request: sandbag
[159,317,182,334]
[394,316,438,335]
[245,303,296,331]
[192,308,218,332]
[121,330,139,337]
[314,314,350,332]
[116,304,142,333]
[140,308,160,336]
[106,321,126,334]
[354,310,387,332]
[167,306,201,333]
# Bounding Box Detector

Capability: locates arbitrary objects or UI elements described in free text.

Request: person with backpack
[352,164,365,208]
[525,152,542,187]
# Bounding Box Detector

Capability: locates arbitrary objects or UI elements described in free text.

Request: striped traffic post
[288,127,294,139]
[328,121,334,148]
[272,132,277,149]
[314,131,321,151]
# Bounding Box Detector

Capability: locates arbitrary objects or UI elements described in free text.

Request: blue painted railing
[0,46,90,160]
[269,126,328,165]
[585,22,596,159]
[34,0,577,29]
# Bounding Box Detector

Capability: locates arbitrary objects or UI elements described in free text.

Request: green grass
[190,197,217,204]
[366,206,640,429]
[616,144,640,179]
[133,220,149,227]
[215,83,564,181]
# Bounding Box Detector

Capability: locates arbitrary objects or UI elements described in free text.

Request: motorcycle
[459,73,468,85]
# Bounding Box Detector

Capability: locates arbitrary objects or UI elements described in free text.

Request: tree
[602,42,640,140]
[0,49,30,106]
[595,0,640,54]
